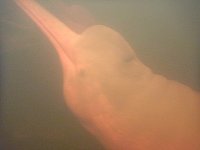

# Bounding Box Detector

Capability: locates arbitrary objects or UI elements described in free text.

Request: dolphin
[15,0,200,149]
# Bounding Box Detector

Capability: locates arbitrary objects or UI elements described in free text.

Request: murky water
[0,0,199,149]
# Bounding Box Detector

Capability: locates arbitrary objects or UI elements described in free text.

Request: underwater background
[0,0,199,149]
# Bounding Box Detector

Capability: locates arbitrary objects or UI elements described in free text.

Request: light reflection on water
[0,0,199,149]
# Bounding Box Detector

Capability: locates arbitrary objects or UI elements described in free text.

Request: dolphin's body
[15,0,200,149]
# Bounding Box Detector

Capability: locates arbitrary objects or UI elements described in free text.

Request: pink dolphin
[15,0,200,149]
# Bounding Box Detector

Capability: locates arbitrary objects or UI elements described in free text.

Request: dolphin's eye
[78,68,86,78]
[122,52,135,63]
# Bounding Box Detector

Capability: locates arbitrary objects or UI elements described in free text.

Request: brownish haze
[5,0,200,149]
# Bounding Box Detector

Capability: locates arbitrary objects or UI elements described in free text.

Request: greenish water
[0,0,199,150]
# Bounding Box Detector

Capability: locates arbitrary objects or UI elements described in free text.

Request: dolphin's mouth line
[15,0,78,66]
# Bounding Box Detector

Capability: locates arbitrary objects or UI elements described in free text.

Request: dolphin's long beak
[15,0,80,66]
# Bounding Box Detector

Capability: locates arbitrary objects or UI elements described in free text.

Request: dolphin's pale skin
[15,0,200,149]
